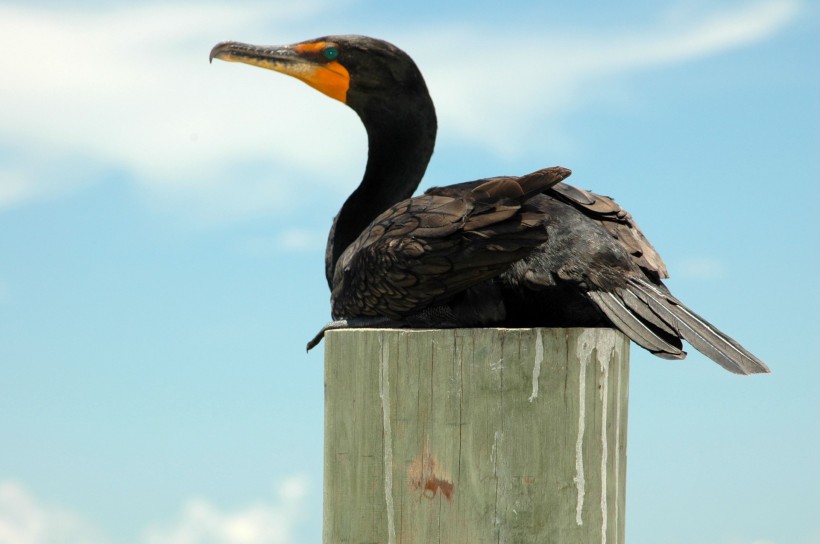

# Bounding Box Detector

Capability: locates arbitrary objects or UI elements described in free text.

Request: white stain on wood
[574,332,591,526]
[614,352,623,544]
[378,335,396,544]
[529,329,544,402]
[490,430,501,468]
[491,430,503,531]
[596,334,615,544]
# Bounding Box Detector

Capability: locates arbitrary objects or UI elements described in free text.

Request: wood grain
[324,327,629,543]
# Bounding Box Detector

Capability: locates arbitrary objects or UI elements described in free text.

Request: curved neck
[326,93,437,284]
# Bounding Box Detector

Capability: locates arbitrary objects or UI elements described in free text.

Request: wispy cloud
[143,475,310,544]
[0,482,106,544]
[0,168,31,209]
[0,477,311,544]
[0,1,800,219]
[233,228,327,258]
[411,0,800,156]
[0,1,365,220]
[274,228,327,252]
[674,256,728,280]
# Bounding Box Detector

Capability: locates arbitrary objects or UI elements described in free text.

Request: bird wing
[548,182,669,279]
[331,167,570,320]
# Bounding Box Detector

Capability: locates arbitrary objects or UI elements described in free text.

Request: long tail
[589,277,770,375]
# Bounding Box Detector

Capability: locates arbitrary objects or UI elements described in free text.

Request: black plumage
[210,35,769,375]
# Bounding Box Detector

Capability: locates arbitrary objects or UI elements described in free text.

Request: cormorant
[210,35,769,375]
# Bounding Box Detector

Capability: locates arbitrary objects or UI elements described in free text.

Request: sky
[0,0,818,543]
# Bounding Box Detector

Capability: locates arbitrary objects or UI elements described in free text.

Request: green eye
[323,46,339,60]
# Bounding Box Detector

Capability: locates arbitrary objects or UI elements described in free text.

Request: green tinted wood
[324,328,629,544]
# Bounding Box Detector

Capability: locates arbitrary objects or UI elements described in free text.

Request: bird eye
[323,46,339,60]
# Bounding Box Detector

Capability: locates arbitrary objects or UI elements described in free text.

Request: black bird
[210,35,769,375]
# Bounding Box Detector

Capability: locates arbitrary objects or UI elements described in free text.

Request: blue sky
[0,0,818,543]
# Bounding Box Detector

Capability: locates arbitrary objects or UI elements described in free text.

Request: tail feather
[618,286,678,338]
[587,290,685,359]
[627,277,770,375]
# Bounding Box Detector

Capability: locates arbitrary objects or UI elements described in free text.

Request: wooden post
[323,328,629,544]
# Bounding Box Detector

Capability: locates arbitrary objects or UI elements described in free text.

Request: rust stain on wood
[407,438,455,502]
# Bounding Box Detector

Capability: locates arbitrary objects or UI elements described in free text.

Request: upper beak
[210,41,300,68]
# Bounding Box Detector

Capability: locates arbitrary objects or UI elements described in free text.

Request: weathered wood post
[323,327,629,543]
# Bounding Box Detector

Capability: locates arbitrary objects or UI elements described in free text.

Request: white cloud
[675,256,727,280]
[0,169,32,209]
[0,1,799,220]
[0,2,366,220]
[408,0,800,156]
[0,482,106,544]
[0,477,311,544]
[233,228,327,258]
[143,475,310,544]
[275,228,327,252]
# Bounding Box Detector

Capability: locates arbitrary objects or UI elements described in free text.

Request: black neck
[325,93,437,285]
